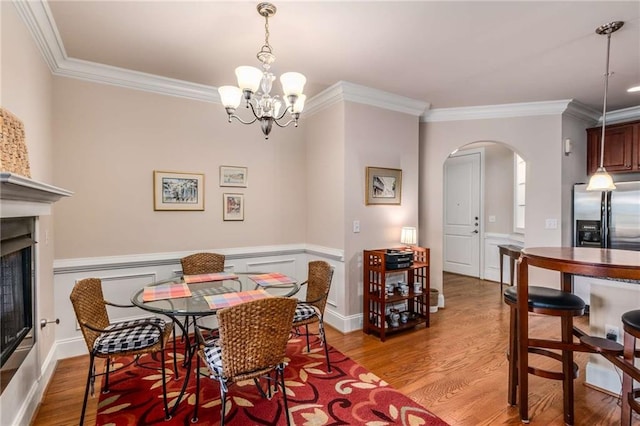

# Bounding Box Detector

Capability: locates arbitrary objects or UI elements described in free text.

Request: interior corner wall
[419,114,565,292]
[476,144,515,234]
[1,2,56,425]
[343,102,420,317]
[303,103,345,250]
[561,114,593,246]
[51,77,307,259]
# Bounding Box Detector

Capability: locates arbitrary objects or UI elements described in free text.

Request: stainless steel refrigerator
[573,181,640,252]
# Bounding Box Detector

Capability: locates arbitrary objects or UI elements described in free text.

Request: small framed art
[365,167,402,205]
[223,193,244,221]
[219,166,248,187]
[153,171,204,211]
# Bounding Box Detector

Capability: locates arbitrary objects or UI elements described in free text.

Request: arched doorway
[443,141,526,282]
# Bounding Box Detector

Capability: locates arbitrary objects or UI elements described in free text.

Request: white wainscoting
[53,244,345,359]
[483,233,524,284]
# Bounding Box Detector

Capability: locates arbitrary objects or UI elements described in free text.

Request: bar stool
[621,309,640,425]
[503,285,586,425]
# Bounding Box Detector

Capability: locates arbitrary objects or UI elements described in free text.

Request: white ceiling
[46,1,640,112]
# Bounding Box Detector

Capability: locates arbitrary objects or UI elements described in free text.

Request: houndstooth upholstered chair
[192,297,297,426]
[291,260,334,372]
[70,278,174,425]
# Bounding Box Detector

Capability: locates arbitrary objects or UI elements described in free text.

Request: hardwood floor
[32,273,626,425]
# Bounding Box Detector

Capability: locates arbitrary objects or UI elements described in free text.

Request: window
[514,153,526,233]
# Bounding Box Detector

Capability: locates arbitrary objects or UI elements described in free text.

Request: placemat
[203,289,271,310]
[249,272,295,287]
[142,283,192,302]
[183,272,238,284]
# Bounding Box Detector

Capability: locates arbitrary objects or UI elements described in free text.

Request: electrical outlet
[605,324,619,342]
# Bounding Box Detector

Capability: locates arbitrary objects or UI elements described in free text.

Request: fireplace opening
[0,217,35,394]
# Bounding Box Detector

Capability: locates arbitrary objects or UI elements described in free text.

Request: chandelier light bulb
[280,72,306,97]
[235,66,263,93]
[218,86,242,109]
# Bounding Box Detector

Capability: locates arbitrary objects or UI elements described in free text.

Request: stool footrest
[527,347,579,381]
[579,335,624,355]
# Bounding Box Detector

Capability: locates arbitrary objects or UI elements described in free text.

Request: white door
[443,151,481,277]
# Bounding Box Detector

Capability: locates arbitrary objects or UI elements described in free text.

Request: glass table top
[131,272,299,317]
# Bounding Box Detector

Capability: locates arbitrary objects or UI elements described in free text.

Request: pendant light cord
[599,31,612,169]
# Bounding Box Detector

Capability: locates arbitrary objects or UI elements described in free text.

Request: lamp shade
[586,167,616,191]
[235,66,263,93]
[292,94,306,113]
[218,86,243,109]
[280,72,306,96]
[400,227,417,245]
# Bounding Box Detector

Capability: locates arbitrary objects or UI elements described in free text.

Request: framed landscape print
[223,193,244,221]
[153,170,204,211]
[365,167,402,205]
[219,165,248,187]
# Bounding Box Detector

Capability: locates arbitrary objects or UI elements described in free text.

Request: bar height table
[517,247,640,424]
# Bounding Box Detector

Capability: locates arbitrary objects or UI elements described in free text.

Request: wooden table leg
[517,256,530,423]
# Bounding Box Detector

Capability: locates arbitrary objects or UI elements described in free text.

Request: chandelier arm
[228,113,258,125]
[272,118,297,128]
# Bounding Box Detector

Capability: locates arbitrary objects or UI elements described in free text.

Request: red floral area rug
[96,336,448,425]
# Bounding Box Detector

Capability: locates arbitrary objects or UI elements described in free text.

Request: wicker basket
[0,107,31,177]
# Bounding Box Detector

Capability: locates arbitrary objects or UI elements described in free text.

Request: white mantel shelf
[1,172,72,218]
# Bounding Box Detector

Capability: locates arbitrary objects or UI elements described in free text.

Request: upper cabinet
[587,120,639,175]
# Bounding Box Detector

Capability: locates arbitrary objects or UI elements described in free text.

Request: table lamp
[400,227,417,249]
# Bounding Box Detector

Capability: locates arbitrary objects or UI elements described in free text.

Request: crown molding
[421,99,602,123]
[12,0,65,72]
[605,105,640,124]
[305,81,429,117]
[58,58,218,103]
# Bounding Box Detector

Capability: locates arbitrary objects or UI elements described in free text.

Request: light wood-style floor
[32,273,627,425]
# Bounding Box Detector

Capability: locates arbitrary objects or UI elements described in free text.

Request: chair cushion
[622,310,640,331]
[294,303,320,322]
[202,342,223,376]
[93,317,166,355]
[503,286,585,311]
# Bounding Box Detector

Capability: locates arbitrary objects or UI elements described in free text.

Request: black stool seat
[504,286,585,311]
[622,310,640,331]
[504,284,586,424]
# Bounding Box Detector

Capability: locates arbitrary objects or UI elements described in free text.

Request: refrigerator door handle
[602,191,612,249]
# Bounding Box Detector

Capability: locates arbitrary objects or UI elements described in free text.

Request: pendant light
[586,21,624,191]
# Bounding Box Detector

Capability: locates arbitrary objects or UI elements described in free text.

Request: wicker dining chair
[192,297,297,426]
[291,260,334,372]
[180,252,226,339]
[181,252,226,275]
[70,278,174,425]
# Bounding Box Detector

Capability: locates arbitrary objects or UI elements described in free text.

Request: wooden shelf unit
[363,247,430,341]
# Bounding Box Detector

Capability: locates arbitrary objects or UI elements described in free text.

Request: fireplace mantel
[1,172,72,218]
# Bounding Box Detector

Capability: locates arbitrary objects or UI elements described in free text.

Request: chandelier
[586,21,624,191]
[217,3,306,140]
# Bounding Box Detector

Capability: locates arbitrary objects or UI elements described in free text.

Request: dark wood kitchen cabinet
[587,120,639,175]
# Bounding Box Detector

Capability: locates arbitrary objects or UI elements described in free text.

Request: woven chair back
[217,297,296,383]
[70,278,110,353]
[181,252,225,275]
[305,260,333,313]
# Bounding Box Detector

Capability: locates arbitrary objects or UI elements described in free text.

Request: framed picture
[365,167,402,205]
[223,193,244,221]
[153,171,204,211]
[219,165,248,187]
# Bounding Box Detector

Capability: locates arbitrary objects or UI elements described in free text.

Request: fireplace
[0,172,72,397]
[0,217,35,393]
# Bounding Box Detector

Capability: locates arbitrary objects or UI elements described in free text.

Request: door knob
[472,230,478,234]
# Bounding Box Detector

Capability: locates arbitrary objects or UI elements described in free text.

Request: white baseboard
[585,361,622,396]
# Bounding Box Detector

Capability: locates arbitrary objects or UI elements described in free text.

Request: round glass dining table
[131,272,300,317]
